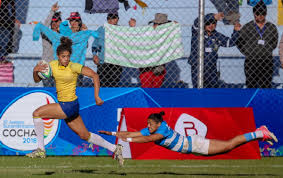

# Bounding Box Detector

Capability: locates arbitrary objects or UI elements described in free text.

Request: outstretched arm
[33,23,62,42]
[99,131,164,143]
[122,133,164,143]
[218,23,241,48]
[44,2,59,26]
[99,131,142,138]
[81,66,104,105]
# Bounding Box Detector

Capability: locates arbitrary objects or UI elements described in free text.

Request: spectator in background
[236,1,278,88]
[138,13,169,88]
[210,0,240,25]
[41,2,61,87]
[0,0,20,63]
[67,12,88,33]
[129,18,136,27]
[92,13,123,87]
[189,13,241,88]
[33,15,99,74]
[66,12,89,86]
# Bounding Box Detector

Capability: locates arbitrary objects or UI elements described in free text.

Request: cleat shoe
[114,144,124,166]
[256,125,278,145]
[26,148,46,158]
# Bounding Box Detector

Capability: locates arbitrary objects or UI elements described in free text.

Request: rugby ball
[38,60,52,79]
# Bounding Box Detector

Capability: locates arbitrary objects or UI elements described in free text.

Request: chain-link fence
[0,0,282,88]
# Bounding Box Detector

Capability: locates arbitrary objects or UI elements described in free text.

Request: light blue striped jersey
[140,121,192,153]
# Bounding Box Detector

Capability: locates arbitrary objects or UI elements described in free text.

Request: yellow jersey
[49,60,83,102]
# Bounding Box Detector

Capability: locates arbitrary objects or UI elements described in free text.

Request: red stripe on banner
[121,108,260,160]
[0,79,13,83]
[0,74,13,77]
[0,70,13,74]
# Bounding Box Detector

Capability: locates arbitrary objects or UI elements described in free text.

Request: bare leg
[34,103,67,149]
[66,115,116,152]
[33,103,67,119]
[65,115,90,140]
[27,103,67,157]
[208,135,248,155]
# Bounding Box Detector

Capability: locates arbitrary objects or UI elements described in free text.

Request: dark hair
[107,13,119,20]
[50,12,62,27]
[53,12,62,21]
[253,0,267,16]
[148,111,165,123]
[56,37,72,55]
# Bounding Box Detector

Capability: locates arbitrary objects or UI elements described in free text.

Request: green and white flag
[104,22,184,68]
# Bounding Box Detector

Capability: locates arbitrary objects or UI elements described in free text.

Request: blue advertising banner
[0,88,282,156]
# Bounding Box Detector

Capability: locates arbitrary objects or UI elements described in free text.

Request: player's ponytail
[148,111,165,123]
[57,37,73,55]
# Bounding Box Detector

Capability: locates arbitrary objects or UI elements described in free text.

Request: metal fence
[0,0,282,88]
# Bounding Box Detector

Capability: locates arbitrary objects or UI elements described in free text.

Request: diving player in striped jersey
[99,111,278,155]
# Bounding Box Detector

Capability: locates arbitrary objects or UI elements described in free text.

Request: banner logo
[0,91,60,151]
[175,113,207,137]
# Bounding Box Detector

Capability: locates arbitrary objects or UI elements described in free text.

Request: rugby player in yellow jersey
[27,37,124,166]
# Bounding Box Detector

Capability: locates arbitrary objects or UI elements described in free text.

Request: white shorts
[191,135,210,155]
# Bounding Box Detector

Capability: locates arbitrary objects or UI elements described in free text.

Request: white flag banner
[104,22,184,68]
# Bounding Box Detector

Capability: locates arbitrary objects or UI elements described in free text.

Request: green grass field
[0,156,283,177]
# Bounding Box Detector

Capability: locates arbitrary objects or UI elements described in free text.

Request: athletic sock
[87,132,116,152]
[33,117,45,151]
[244,131,263,142]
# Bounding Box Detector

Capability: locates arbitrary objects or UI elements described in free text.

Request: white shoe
[114,144,124,166]
[26,148,46,158]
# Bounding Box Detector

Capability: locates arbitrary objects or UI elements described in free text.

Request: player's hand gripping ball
[38,60,52,79]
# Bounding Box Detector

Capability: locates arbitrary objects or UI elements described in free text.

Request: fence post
[198,0,205,89]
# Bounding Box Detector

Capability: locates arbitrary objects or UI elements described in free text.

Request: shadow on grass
[33,169,278,177]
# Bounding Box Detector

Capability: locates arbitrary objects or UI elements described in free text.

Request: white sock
[88,132,116,152]
[33,117,45,151]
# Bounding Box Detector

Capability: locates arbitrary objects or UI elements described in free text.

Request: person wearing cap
[66,12,88,86]
[92,13,123,87]
[67,12,88,33]
[236,1,278,88]
[138,13,171,88]
[41,2,61,87]
[189,13,241,88]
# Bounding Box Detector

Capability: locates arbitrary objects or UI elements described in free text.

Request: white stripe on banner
[105,22,184,68]
[107,30,180,51]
